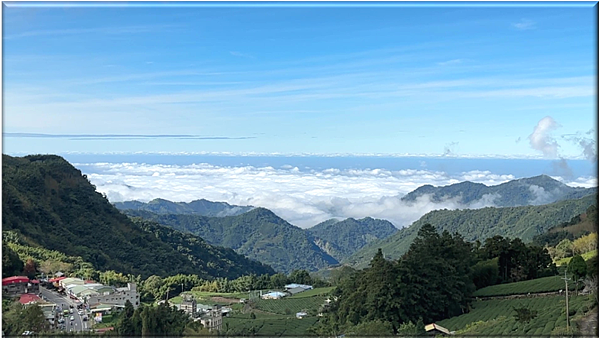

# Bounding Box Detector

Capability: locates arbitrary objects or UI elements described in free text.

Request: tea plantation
[472,276,574,297]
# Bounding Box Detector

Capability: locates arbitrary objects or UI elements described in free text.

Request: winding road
[39,286,91,333]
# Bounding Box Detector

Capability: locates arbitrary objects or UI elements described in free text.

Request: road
[39,286,91,333]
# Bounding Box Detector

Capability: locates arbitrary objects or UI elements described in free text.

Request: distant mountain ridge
[114,198,254,217]
[122,208,340,273]
[346,193,598,269]
[2,154,274,279]
[402,175,597,207]
[306,217,398,262]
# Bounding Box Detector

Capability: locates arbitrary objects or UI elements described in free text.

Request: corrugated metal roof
[2,276,29,285]
[19,294,41,304]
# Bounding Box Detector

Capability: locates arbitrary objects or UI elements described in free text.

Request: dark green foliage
[115,303,193,337]
[2,154,273,279]
[2,302,49,336]
[471,258,500,289]
[307,217,398,262]
[124,208,338,273]
[586,255,598,277]
[478,236,555,283]
[402,175,596,207]
[347,194,596,269]
[532,204,597,247]
[512,306,538,323]
[345,319,396,337]
[320,225,476,335]
[568,255,587,293]
[2,240,24,277]
[115,198,253,217]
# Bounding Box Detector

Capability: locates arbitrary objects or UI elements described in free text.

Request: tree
[23,258,38,279]
[568,255,587,294]
[346,320,395,337]
[555,239,574,259]
[513,306,538,323]
[573,233,598,255]
[2,242,24,278]
[115,300,136,336]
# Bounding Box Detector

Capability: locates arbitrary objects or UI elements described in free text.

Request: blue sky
[3,2,597,158]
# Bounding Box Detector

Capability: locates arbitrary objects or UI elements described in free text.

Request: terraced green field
[256,296,326,315]
[473,276,574,297]
[223,313,319,337]
[288,287,335,299]
[437,295,594,336]
[169,291,247,305]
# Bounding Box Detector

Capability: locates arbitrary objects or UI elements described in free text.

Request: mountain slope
[2,154,274,279]
[123,208,339,273]
[306,217,397,262]
[402,175,597,207]
[346,194,598,269]
[114,198,253,217]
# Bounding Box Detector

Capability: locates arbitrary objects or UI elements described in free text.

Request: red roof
[85,280,95,284]
[48,277,66,283]
[30,280,40,284]
[19,294,41,304]
[2,276,30,285]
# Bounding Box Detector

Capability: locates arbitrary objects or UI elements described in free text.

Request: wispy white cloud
[79,162,596,228]
[230,51,255,59]
[3,24,182,40]
[437,59,463,66]
[512,19,536,30]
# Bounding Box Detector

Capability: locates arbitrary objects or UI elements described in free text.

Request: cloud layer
[81,162,597,228]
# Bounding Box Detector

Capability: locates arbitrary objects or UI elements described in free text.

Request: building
[59,278,85,289]
[2,276,39,296]
[286,287,308,295]
[425,323,452,336]
[180,296,197,316]
[285,284,313,290]
[19,294,42,305]
[296,312,308,319]
[198,306,222,332]
[261,291,287,300]
[86,283,140,308]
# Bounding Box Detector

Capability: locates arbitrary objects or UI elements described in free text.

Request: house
[59,278,84,289]
[2,276,39,296]
[425,323,452,336]
[285,284,313,290]
[19,294,42,305]
[296,312,308,319]
[197,306,222,332]
[180,296,197,316]
[261,291,286,300]
[86,283,140,308]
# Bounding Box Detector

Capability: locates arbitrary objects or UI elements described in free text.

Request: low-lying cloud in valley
[81,162,598,228]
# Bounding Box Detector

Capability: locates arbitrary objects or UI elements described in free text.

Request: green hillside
[346,194,597,268]
[306,217,397,262]
[123,208,339,273]
[437,295,595,336]
[2,154,274,279]
[115,198,253,217]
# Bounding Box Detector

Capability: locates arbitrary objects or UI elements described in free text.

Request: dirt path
[577,307,599,337]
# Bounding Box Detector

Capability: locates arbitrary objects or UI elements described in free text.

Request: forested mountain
[402,175,597,207]
[122,208,339,273]
[114,198,253,217]
[2,154,274,279]
[532,204,598,247]
[306,217,397,262]
[346,194,597,268]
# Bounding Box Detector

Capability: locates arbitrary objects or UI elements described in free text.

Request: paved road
[39,287,91,333]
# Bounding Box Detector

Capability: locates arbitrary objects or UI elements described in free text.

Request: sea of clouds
[81,162,598,229]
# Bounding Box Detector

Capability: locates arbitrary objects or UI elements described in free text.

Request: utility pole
[562,269,571,334]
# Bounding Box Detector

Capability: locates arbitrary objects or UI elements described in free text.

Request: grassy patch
[169,291,247,305]
[554,250,598,266]
[255,296,326,315]
[437,295,594,336]
[223,314,319,337]
[473,276,574,297]
[287,287,335,299]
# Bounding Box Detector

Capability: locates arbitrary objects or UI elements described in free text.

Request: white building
[87,283,140,309]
